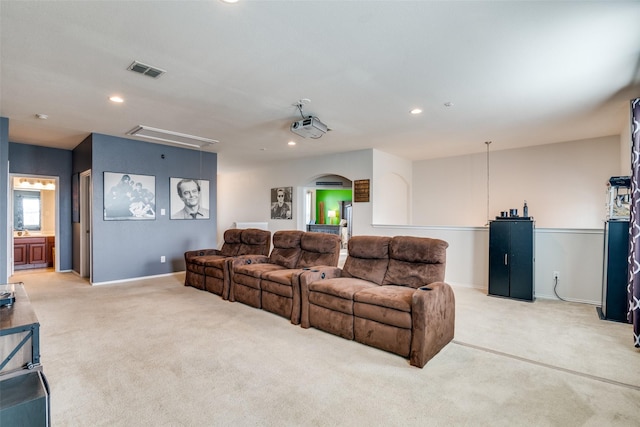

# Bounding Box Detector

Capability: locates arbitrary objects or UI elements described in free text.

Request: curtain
[628,97,640,348]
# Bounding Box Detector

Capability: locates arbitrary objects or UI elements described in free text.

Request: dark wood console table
[0,283,50,425]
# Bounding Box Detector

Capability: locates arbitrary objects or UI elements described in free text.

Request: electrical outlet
[161,256,166,263]
[553,271,559,281]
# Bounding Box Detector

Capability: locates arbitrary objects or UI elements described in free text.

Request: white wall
[217,149,373,247]
[412,136,621,229]
[372,149,412,224]
[620,108,632,176]
[41,189,55,234]
[218,135,622,304]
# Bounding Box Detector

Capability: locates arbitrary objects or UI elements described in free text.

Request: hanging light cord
[485,141,492,226]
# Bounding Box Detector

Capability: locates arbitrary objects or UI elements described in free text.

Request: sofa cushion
[190,254,224,267]
[296,233,341,268]
[235,263,284,280]
[270,231,304,268]
[234,264,285,291]
[353,285,414,329]
[202,256,226,269]
[354,285,413,312]
[262,269,299,286]
[342,236,391,285]
[309,278,378,314]
[383,236,448,288]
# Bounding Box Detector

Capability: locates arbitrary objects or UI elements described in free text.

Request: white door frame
[79,170,92,281]
[9,173,60,275]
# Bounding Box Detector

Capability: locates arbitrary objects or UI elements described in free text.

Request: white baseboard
[91,271,184,286]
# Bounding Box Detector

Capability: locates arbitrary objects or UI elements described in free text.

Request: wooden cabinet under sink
[14,236,55,270]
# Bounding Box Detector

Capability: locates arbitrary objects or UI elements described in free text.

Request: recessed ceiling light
[288,141,296,146]
[109,96,124,103]
[410,108,422,115]
[444,102,454,107]
[221,0,239,3]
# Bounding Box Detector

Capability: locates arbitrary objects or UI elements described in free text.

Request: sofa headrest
[296,232,341,268]
[382,236,448,288]
[389,236,448,264]
[269,231,304,268]
[236,228,271,256]
[342,236,391,285]
[223,228,243,244]
[273,230,304,249]
[300,232,341,254]
[241,228,271,245]
[348,236,391,259]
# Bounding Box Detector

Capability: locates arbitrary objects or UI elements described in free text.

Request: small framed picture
[170,177,210,220]
[271,187,292,219]
[104,172,156,220]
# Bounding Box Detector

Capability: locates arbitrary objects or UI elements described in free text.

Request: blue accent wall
[87,133,217,283]
[8,142,73,272]
[0,118,8,281]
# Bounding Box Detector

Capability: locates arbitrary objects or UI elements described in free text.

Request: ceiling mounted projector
[290,116,328,139]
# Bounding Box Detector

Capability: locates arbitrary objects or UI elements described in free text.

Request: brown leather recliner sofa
[230,230,341,323]
[184,228,271,299]
[299,235,455,368]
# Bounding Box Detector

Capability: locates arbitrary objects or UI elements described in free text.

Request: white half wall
[367,224,604,305]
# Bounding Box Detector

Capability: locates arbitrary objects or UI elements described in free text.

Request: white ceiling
[2,1,639,173]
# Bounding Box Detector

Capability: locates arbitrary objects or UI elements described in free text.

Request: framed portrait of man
[270,187,292,220]
[170,177,210,220]
[104,172,156,220]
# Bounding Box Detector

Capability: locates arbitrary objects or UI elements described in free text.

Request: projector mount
[290,99,330,139]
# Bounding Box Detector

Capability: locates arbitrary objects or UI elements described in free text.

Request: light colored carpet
[9,270,640,426]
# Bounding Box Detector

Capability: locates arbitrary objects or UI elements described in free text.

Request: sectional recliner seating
[184,228,271,299]
[184,230,454,367]
[298,235,455,368]
[229,230,341,323]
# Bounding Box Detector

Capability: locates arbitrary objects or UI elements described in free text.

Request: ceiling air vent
[316,181,344,186]
[127,61,166,79]
[127,125,218,149]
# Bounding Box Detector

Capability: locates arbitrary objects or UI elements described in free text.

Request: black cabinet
[489,220,535,301]
[600,220,630,322]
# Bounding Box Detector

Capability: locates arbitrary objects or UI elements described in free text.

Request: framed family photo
[104,172,156,220]
[270,187,292,219]
[170,177,210,220]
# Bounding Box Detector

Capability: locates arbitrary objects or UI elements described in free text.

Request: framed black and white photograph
[270,187,292,220]
[170,177,210,220]
[104,172,156,220]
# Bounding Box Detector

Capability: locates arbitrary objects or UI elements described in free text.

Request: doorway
[9,174,59,274]
[303,174,353,249]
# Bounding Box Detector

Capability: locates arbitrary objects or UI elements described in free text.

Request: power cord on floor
[553,275,568,301]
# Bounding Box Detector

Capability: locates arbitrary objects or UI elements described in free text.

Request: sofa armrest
[299,266,343,328]
[410,282,455,368]
[185,248,221,261]
[291,266,341,326]
[232,254,270,266]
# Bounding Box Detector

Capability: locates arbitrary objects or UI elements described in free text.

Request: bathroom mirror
[14,190,41,231]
